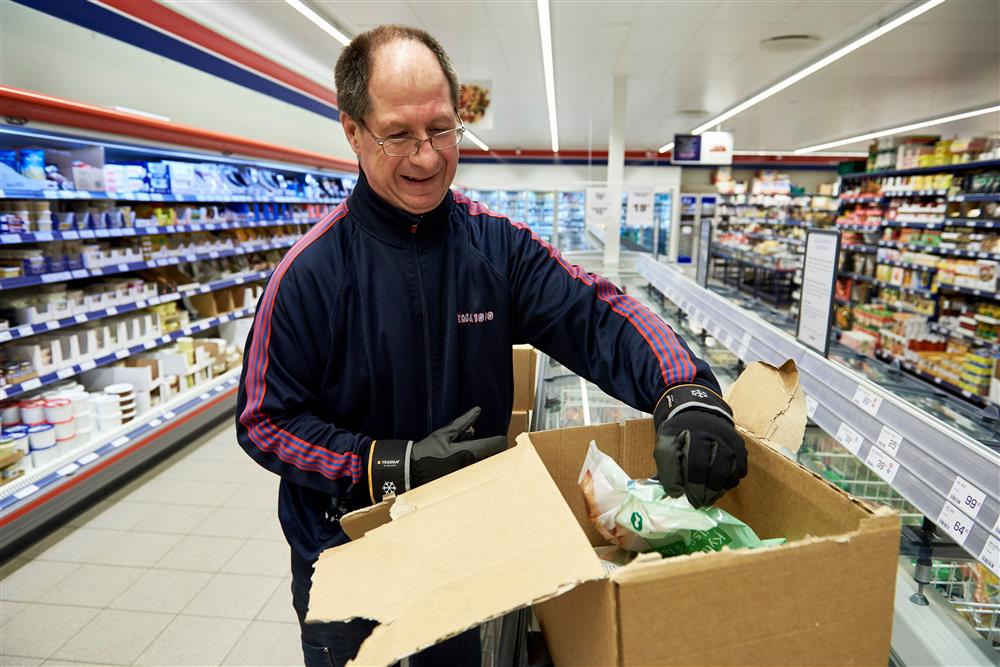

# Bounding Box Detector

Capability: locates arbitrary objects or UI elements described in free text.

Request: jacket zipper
[411,228,434,428]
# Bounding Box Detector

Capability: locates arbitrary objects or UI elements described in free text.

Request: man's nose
[409,138,439,166]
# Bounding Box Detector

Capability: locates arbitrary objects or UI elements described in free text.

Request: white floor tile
[0,655,45,666]
[223,483,279,511]
[90,531,183,568]
[52,609,173,666]
[181,573,283,620]
[192,507,272,539]
[1,599,30,625]
[133,615,250,667]
[33,528,125,565]
[76,501,157,532]
[221,539,291,577]
[172,480,244,507]
[0,603,99,659]
[39,564,144,608]
[250,513,285,542]
[0,561,81,602]
[129,503,215,535]
[255,579,296,624]
[154,535,246,572]
[221,620,302,666]
[108,568,212,615]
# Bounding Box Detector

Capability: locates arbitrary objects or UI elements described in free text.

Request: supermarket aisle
[0,420,302,667]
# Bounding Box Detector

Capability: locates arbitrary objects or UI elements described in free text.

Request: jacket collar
[348,169,453,248]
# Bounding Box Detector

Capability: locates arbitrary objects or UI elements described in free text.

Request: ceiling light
[285,0,351,46]
[733,150,868,157]
[536,0,559,153]
[688,0,946,135]
[795,105,1000,154]
[657,142,674,154]
[464,129,490,152]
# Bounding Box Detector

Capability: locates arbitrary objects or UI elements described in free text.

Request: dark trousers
[291,575,481,667]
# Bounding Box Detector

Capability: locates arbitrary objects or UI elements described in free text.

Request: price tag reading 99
[937,502,973,546]
[947,476,986,520]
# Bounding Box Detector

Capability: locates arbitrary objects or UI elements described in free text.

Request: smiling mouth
[402,174,434,183]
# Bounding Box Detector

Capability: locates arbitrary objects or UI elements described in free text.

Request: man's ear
[340,113,362,155]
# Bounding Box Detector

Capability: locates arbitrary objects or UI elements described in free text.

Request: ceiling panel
[173,0,999,154]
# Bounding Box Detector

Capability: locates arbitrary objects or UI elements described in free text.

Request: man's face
[341,40,460,214]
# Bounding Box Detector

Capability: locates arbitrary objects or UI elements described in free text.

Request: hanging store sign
[671,132,734,165]
[796,229,841,357]
[585,187,612,230]
[626,189,654,228]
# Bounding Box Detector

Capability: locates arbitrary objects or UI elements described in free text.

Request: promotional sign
[671,131,734,165]
[696,218,713,287]
[459,80,493,129]
[585,187,612,230]
[796,229,842,357]
[626,189,654,228]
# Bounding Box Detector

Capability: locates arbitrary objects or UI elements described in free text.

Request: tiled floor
[0,421,302,667]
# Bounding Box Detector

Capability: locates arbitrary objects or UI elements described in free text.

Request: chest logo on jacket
[457,310,494,325]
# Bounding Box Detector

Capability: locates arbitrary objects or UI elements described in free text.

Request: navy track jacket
[236,172,721,578]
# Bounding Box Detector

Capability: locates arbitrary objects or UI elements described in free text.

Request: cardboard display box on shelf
[311,360,899,667]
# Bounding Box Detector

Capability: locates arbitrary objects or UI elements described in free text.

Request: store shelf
[883,220,945,229]
[949,193,1000,203]
[0,269,270,343]
[928,323,1000,354]
[838,197,884,205]
[840,159,1000,180]
[639,255,1000,571]
[0,237,297,291]
[836,224,882,233]
[841,243,878,254]
[0,368,241,545]
[840,270,875,284]
[876,260,938,273]
[873,280,935,298]
[0,188,342,205]
[0,307,255,401]
[937,284,1000,301]
[946,218,999,229]
[872,300,934,316]
[884,190,949,198]
[878,240,1000,260]
[874,350,992,408]
[0,218,318,245]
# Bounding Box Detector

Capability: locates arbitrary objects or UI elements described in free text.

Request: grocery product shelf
[877,260,938,273]
[0,188,343,205]
[841,243,878,254]
[0,237,297,291]
[950,193,1000,203]
[0,269,270,343]
[873,350,993,408]
[0,368,240,556]
[840,159,1000,180]
[937,284,1000,301]
[639,255,1000,571]
[883,220,944,229]
[839,197,884,205]
[873,280,935,298]
[0,217,319,245]
[927,323,1000,355]
[840,270,875,284]
[878,240,999,260]
[0,307,255,401]
[946,218,998,229]
[884,190,949,198]
[837,224,882,233]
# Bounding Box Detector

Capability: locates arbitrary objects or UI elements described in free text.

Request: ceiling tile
[553,1,643,24]
[619,23,698,56]
[632,1,720,24]
[484,0,538,24]
[709,1,800,23]
[332,1,424,27]
[553,24,632,55]
[407,0,492,24]
[781,0,901,25]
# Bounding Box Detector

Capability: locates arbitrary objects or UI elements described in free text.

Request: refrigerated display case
[557,190,588,252]
[676,193,716,263]
[655,192,673,257]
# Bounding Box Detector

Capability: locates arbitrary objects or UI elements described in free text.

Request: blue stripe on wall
[13,0,340,122]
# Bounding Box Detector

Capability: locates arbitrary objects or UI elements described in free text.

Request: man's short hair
[334,24,460,122]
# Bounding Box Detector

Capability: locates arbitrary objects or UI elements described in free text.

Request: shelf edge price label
[13,484,40,500]
[864,446,899,483]
[980,536,1000,576]
[994,514,1000,538]
[876,425,903,456]
[110,436,130,448]
[804,395,818,419]
[947,476,986,519]
[835,422,864,455]
[938,502,973,546]
[851,385,883,417]
[57,463,80,477]
[76,452,99,465]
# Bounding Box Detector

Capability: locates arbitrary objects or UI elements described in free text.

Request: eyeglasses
[360,120,466,157]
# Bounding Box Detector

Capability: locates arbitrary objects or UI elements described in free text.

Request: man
[236,24,745,667]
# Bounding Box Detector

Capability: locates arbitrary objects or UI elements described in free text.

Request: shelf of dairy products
[0,189,343,205]
[0,216,321,244]
[638,255,1000,572]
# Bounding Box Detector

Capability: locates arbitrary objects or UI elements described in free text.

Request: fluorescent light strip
[464,129,490,152]
[795,105,1000,154]
[733,150,868,157]
[688,0,946,136]
[537,0,559,153]
[657,142,674,154]
[285,0,351,46]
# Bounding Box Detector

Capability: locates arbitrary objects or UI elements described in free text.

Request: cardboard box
[507,409,529,446]
[309,361,900,666]
[512,344,537,411]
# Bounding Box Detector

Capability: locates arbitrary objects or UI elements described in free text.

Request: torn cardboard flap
[308,439,606,667]
[725,359,807,454]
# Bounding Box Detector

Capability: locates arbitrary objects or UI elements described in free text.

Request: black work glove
[366,406,507,503]
[653,384,747,508]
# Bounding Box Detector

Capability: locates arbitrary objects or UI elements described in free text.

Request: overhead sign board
[671,131,734,165]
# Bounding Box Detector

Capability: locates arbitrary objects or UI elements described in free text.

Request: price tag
[851,385,883,416]
[114,349,129,360]
[993,515,1000,538]
[148,418,162,428]
[56,367,76,379]
[42,271,71,283]
[209,251,220,259]
[57,463,80,476]
[143,340,157,350]
[44,190,57,199]
[805,395,819,419]
[947,476,985,519]
[21,378,42,391]
[937,502,973,546]
[151,194,164,201]
[876,425,903,455]
[77,452,99,465]
[835,422,864,454]
[106,306,118,316]
[45,320,58,330]
[864,446,900,483]
[71,270,89,279]
[14,484,39,499]
[79,359,96,371]
[163,410,176,420]
[980,536,1000,576]
[737,341,749,359]
[199,393,211,401]
[110,436,130,448]
[94,229,110,238]
[136,193,150,201]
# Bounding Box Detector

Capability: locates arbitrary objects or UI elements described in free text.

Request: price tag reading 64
[938,502,973,546]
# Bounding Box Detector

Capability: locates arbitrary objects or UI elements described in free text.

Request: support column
[604,74,626,278]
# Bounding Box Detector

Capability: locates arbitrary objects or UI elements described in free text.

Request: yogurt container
[27,423,56,449]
